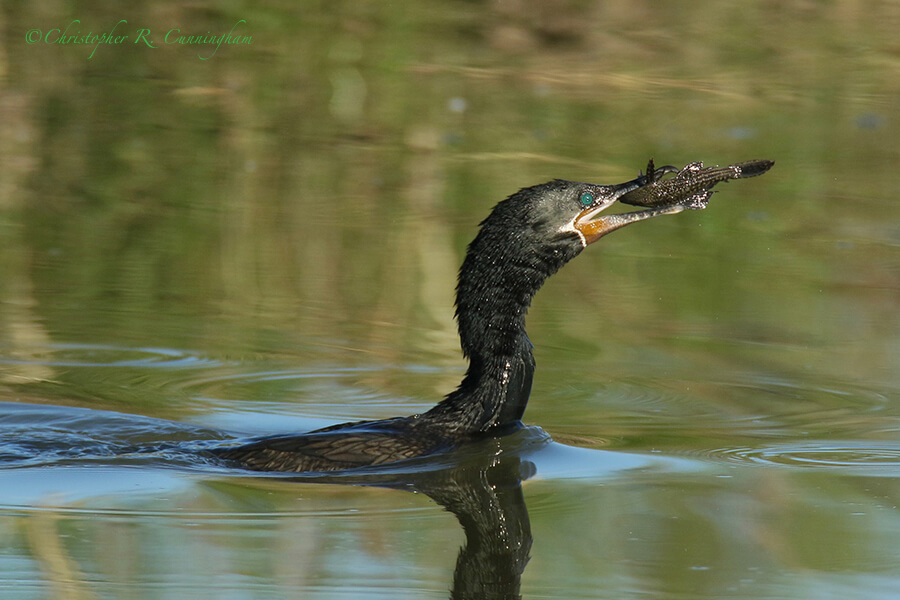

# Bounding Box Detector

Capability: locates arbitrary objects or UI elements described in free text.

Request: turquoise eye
[579,192,594,206]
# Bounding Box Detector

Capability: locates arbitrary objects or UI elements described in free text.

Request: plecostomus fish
[619,158,774,210]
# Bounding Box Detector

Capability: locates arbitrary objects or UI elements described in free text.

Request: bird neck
[423,210,579,434]
[425,349,536,434]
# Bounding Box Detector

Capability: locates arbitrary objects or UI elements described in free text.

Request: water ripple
[0,343,224,369]
[706,441,900,474]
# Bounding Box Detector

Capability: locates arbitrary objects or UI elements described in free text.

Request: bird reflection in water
[285,431,540,600]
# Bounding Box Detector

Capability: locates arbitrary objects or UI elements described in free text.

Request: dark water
[2,2,900,599]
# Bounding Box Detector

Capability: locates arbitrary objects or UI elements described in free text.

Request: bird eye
[579,192,594,206]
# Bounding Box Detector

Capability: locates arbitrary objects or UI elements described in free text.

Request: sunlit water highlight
[2,313,898,600]
[1,344,896,511]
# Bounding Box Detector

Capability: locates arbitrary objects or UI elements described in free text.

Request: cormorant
[212,159,773,472]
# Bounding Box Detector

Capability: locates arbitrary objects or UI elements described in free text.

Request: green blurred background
[2,1,896,415]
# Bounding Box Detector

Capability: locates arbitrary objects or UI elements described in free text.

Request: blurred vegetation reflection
[2,2,896,394]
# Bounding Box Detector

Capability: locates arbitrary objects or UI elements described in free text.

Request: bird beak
[572,174,684,246]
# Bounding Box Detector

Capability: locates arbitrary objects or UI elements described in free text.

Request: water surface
[2,2,899,599]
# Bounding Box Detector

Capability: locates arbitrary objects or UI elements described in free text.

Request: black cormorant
[213,160,773,472]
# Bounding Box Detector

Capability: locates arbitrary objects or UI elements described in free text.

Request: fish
[619,158,775,210]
